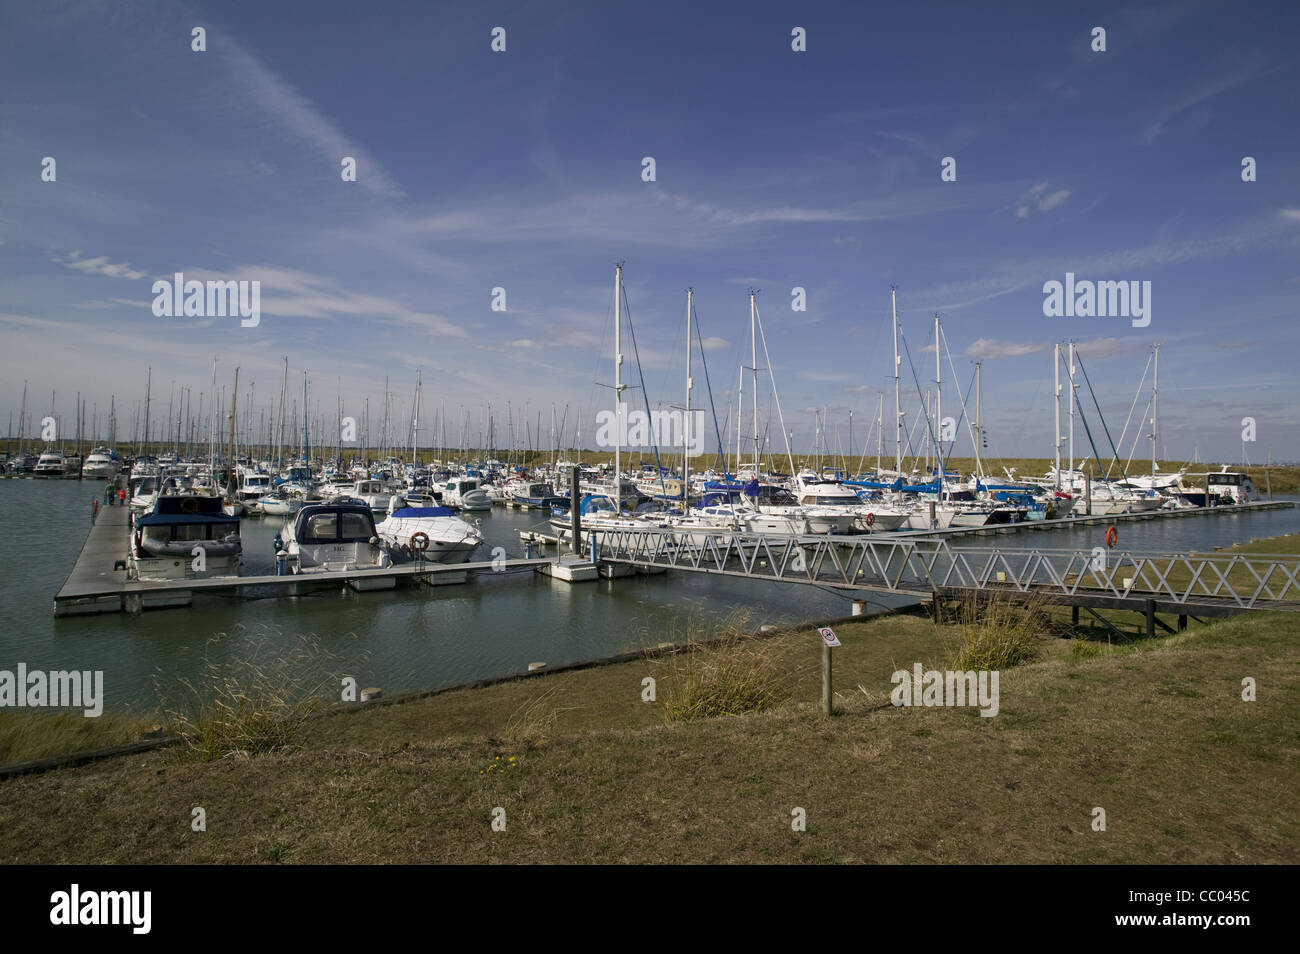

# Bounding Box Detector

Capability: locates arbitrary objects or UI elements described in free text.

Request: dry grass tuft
[944,596,1051,671]
[658,613,803,722]
[158,627,359,761]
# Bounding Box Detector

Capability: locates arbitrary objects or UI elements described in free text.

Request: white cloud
[179,264,466,337]
[218,30,404,200]
[59,251,145,280]
[964,338,1050,359]
[1016,183,1071,219]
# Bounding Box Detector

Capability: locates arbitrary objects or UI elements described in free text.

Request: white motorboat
[258,490,303,517]
[129,475,160,513]
[795,478,910,532]
[353,478,396,515]
[33,450,66,478]
[441,476,493,511]
[81,446,122,480]
[375,503,483,564]
[275,500,394,589]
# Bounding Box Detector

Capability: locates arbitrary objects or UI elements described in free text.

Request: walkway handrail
[587,528,1300,609]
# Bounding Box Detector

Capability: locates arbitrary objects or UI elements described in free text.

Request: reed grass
[944,596,1050,671]
[658,613,802,722]
[157,626,360,761]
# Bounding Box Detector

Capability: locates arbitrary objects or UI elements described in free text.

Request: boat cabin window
[303,513,338,542]
[803,494,856,506]
[340,512,374,540]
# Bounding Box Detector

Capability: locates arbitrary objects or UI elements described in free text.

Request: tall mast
[974,360,983,478]
[143,367,151,455]
[1053,344,1061,489]
[303,372,309,469]
[18,380,27,453]
[1151,343,1159,477]
[1067,340,1076,481]
[750,290,759,474]
[277,357,287,469]
[613,264,624,486]
[228,367,239,495]
[208,359,217,476]
[934,314,942,477]
[684,287,693,501]
[876,393,883,472]
[734,367,743,475]
[892,287,901,476]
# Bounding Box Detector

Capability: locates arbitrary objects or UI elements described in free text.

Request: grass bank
[1,599,1295,863]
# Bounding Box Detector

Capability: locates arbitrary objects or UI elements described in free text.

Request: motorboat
[128,494,243,581]
[33,449,66,478]
[352,478,396,515]
[375,504,484,564]
[81,446,123,480]
[259,490,304,517]
[511,481,568,510]
[129,475,160,513]
[275,500,394,589]
[440,476,493,511]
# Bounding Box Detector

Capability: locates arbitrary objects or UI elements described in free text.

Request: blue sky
[2,0,1297,466]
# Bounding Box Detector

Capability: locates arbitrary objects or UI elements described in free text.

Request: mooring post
[570,466,582,554]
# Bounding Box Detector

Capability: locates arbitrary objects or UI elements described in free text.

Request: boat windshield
[301,512,375,542]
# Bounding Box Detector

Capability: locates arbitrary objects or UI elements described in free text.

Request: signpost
[818,626,840,715]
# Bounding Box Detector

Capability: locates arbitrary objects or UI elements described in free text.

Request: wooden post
[822,643,833,716]
[1145,600,1155,639]
[1178,614,1187,631]
[1071,604,1079,627]
[570,466,581,554]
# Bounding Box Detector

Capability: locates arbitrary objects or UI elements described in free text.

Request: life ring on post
[865,512,875,527]
[1106,525,1118,549]
[409,531,430,552]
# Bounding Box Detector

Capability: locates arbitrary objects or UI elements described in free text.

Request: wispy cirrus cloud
[965,338,1050,359]
[180,265,465,337]
[58,251,145,280]
[1015,183,1071,219]
[1140,58,1275,145]
[215,28,405,200]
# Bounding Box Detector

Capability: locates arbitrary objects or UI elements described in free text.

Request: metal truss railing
[589,528,1300,609]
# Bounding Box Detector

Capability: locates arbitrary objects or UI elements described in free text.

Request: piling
[570,466,581,553]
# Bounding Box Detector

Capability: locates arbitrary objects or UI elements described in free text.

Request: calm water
[3,478,1298,714]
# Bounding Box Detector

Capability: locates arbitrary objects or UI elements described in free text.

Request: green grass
[1,601,1296,864]
[0,711,158,765]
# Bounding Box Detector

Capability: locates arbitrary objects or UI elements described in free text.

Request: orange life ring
[1106,525,1118,548]
[409,531,430,551]
[865,512,875,527]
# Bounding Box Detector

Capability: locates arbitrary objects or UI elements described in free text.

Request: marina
[10,475,1300,714]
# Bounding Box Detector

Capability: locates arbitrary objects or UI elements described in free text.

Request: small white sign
[818,626,841,648]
